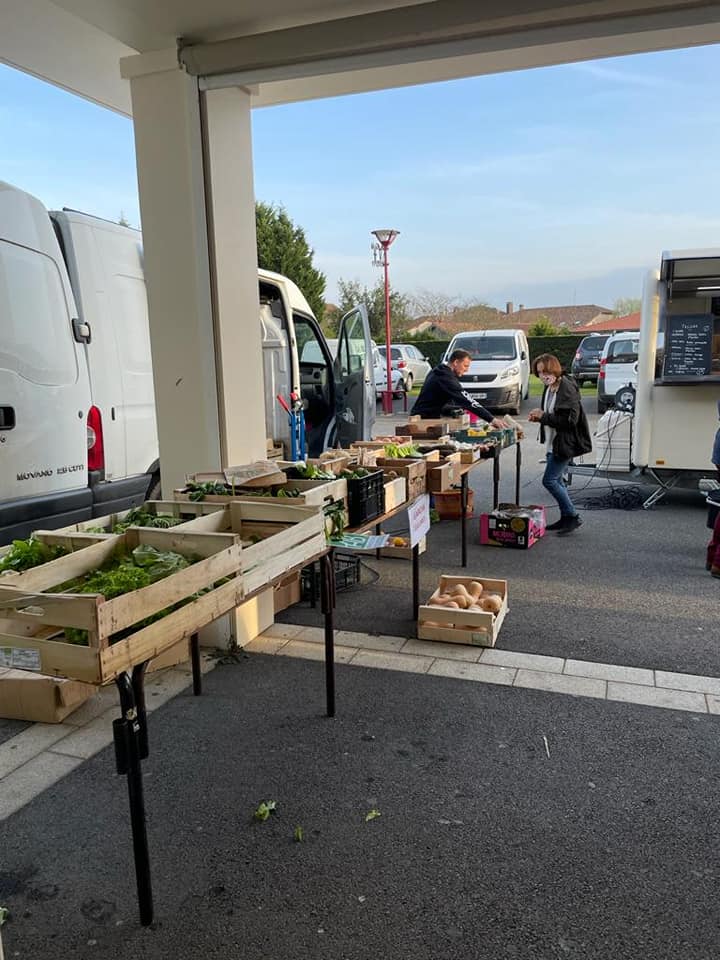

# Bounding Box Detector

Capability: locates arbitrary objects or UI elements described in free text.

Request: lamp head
[371,229,400,247]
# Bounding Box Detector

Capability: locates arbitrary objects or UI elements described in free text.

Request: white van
[442,329,530,415]
[0,182,373,543]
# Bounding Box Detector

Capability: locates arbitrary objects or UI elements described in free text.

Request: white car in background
[371,342,404,398]
[377,343,432,391]
[597,332,639,413]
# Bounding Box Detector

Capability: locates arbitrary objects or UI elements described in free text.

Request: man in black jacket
[411,349,507,427]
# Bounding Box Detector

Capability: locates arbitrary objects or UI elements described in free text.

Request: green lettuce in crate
[111,507,184,532]
[0,537,67,574]
[54,544,196,645]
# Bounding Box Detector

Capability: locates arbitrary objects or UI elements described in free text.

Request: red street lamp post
[372,228,400,415]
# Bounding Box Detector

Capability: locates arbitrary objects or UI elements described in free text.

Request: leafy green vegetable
[53,545,194,645]
[294,825,304,843]
[253,800,277,822]
[290,464,336,481]
[186,481,232,501]
[383,443,420,459]
[112,507,183,532]
[0,538,67,574]
[365,809,382,822]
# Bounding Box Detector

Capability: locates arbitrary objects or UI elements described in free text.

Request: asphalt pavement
[2,653,720,960]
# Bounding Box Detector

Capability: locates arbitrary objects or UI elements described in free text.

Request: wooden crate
[383,477,407,513]
[161,500,327,595]
[376,458,427,499]
[47,500,228,539]
[427,458,461,493]
[308,451,355,475]
[378,536,426,559]
[417,576,508,647]
[0,528,243,685]
[458,447,482,464]
[273,571,301,613]
[174,477,346,511]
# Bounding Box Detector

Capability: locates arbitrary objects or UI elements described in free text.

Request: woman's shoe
[557,515,582,535]
[546,517,568,531]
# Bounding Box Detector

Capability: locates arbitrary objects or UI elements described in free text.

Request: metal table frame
[112,549,337,927]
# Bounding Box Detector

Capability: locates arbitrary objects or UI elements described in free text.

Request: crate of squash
[417,575,508,647]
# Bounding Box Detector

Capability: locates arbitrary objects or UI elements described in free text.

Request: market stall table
[305,495,427,620]
[0,503,339,929]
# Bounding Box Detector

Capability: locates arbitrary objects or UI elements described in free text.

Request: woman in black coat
[527,353,592,534]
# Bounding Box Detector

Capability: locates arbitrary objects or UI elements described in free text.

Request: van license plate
[476,392,487,399]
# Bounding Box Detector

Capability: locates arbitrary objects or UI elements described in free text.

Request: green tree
[255,202,326,320]
[527,315,559,337]
[329,277,412,339]
[613,297,641,317]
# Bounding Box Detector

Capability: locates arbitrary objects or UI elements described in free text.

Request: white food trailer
[571,248,720,507]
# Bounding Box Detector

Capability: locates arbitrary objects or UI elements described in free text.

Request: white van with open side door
[442,329,530,415]
[0,181,374,544]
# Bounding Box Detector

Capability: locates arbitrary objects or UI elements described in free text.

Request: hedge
[406,335,585,372]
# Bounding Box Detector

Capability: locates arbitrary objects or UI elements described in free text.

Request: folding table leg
[319,550,336,718]
[114,663,153,926]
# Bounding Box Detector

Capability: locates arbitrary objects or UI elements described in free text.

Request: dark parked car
[571,334,610,386]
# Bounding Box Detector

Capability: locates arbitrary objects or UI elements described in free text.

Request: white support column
[128,67,265,496]
[129,67,220,495]
[127,64,266,649]
[202,86,266,467]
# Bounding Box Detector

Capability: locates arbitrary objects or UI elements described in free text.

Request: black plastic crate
[346,470,386,526]
[301,551,361,602]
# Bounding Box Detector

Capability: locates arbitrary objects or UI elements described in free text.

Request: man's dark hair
[449,348,471,363]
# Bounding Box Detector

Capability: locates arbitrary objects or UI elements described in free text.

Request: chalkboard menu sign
[662,314,713,378]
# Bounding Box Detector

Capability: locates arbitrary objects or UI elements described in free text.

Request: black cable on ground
[571,485,645,510]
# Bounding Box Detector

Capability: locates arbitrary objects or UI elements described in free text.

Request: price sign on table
[408,494,431,548]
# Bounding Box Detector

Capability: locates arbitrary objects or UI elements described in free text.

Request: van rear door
[334,305,374,446]
[0,184,90,504]
[53,212,157,483]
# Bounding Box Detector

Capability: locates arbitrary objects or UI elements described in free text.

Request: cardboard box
[479,504,547,549]
[274,572,301,614]
[0,668,95,723]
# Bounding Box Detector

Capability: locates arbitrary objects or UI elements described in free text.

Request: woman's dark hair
[449,348,471,363]
[532,353,563,377]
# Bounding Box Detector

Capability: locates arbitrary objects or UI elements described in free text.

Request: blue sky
[1,43,719,311]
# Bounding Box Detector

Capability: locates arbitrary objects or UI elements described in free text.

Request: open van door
[334,305,375,447]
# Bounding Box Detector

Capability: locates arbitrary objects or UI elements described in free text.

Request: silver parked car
[377,343,432,391]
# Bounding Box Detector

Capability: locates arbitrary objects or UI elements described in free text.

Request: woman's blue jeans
[542,452,577,518]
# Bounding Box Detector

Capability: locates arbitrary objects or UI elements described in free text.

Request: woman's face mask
[539,372,557,386]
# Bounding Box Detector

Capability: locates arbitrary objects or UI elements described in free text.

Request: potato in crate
[417,575,508,647]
